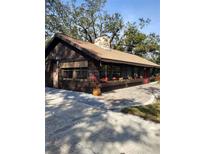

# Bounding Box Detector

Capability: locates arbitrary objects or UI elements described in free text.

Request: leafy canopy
[45,0,160,64]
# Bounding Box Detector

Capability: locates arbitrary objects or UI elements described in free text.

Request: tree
[102,13,124,47]
[45,0,71,39]
[114,20,160,64]
[141,33,160,64]
[45,0,160,64]
[123,22,147,53]
[45,0,124,46]
[114,20,148,54]
[71,0,123,45]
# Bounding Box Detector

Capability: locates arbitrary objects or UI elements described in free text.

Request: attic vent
[94,36,110,50]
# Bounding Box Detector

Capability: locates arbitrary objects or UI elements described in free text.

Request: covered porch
[98,62,159,92]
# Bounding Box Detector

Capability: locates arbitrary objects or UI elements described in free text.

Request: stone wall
[94,36,110,49]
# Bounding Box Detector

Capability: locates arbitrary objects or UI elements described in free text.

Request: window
[100,64,122,80]
[75,68,88,79]
[133,67,139,78]
[138,67,144,77]
[61,69,73,79]
[99,65,108,79]
[127,67,133,77]
[112,66,121,78]
[61,68,88,79]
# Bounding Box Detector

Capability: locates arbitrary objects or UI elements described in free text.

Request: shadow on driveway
[46,87,160,154]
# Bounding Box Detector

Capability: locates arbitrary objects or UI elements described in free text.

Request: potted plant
[89,72,101,96]
[155,74,160,83]
[92,84,101,96]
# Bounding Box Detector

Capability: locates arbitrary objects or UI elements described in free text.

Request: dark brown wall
[47,42,86,61]
[59,79,92,93]
[45,41,100,92]
[45,60,54,87]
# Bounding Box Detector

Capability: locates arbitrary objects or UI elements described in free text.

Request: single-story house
[45,33,160,93]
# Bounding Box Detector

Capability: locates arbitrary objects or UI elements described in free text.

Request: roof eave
[100,58,159,68]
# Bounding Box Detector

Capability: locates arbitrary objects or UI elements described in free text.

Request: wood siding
[47,42,86,61]
[45,41,99,92]
[60,61,88,68]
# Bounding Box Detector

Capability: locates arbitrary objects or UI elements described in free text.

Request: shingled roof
[46,33,160,68]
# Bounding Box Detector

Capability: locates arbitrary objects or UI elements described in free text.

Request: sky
[72,0,160,35]
[104,0,160,35]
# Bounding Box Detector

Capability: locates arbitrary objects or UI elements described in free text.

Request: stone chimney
[94,36,110,50]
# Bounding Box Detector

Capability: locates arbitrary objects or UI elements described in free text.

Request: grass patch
[121,99,160,123]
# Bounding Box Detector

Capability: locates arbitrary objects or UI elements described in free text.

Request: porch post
[105,65,108,80]
[143,67,149,84]
[53,61,59,88]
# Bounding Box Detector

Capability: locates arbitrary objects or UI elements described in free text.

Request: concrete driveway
[98,82,160,110]
[46,83,160,154]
